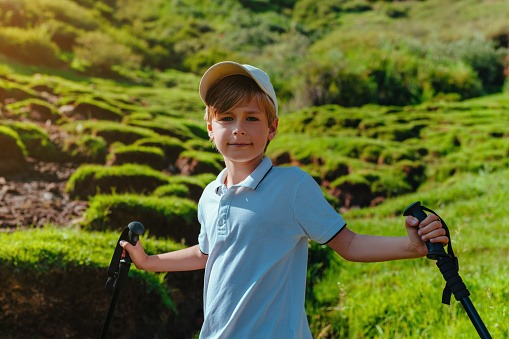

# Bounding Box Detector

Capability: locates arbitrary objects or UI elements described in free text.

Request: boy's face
[207,97,278,167]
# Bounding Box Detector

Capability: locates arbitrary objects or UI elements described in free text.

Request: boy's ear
[268,118,279,141]
[207,121,214,140]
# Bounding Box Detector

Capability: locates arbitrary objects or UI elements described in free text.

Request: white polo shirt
[198,157,346,338]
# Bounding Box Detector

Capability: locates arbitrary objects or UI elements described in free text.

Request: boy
[120,61,449,338]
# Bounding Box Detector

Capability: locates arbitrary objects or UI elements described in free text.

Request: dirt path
[0,158,88,230]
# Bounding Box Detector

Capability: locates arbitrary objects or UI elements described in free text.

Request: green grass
[66,163,172,199]
[107,144,166,169]
[0,125,27,157]
[0,225,185,310]
[62,120,159,145]
[83,193,199,243]
[154,173,216,200]
[3,121,60,161]
[177,150,225,174]
[60,134,108,163]
[4,98,61,121]
[306,169,509,338]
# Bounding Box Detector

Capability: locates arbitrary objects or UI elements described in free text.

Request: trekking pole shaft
[460,297,492,339]
[100,261,131,339]
[100,288,120,339]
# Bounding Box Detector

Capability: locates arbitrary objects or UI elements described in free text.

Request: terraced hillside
[1,0,508,337]
[1,65,508,337]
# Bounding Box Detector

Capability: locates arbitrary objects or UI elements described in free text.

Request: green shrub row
[306,168,509,338]
[61,134,108,163]
[0,125,27,174]
[63,120,158,145]
[2,121,59,161]
[65,163,172,199]
[0,0,507,108]
[108,144,167,169]
[83,194,199,244]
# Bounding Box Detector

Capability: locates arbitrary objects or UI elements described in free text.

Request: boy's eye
[246,117,259,121]
[219,116,233,121]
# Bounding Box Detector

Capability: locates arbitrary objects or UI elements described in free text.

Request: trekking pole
[403,202,492,339]
[100,221,145,339]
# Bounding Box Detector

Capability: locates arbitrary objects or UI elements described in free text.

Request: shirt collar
[214,157,273,193]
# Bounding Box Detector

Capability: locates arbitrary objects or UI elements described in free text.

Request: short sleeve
[294,173,346,244]
[197,200,209,255]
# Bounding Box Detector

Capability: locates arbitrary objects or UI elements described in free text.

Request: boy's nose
[233,124,246,135]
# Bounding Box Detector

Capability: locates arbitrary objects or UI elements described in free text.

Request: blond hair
[204,75,277,126]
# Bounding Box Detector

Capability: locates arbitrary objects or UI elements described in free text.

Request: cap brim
[199,61,255,104]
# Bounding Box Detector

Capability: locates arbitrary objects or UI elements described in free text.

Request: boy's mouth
[228,143,251,147]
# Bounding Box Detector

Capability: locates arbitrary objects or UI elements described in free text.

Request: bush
[73,31,142,76]
[61,134,108,163]
[3,121,59,161]
[84,194,200,244]
[176,150,224,175]
[127,116,205,141]
[292,0,342,31]
[46,20,82,52]
[66,164,171,200]
[0,226,186,338]
[4,98,61,122]
[297,36,498,108]
[107,144,167,170]
[385,6,408,19]
[134,136,188,165]
[0,125,26,174]
[63,121,158,145]
[154,174,215,201]
[154,183,190,199]
[71,98,123,121]
[425,34,508,94]
[0,79,37,102]
[298,57,377,107]
[0,27,61,67]
[329,174,372,208]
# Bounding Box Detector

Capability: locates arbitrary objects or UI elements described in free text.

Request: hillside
[0,0,508,110]
[1,0,509,338]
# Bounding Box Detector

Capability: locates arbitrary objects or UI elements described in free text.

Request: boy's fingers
[419,220,443,236]
[120,240,142,250]
[405,215,419,227]
[429,234,449,245]
[119,240,130,248]
[418,220,443,235]
[420,227,447,242]
[419,213,438,227]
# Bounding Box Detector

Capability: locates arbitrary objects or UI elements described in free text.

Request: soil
[0,139,204,338]
[0,158,88,231]
[0,265,204,339]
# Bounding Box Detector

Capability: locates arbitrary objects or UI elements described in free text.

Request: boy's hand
[119,240,148,269]
[405,213,449,257]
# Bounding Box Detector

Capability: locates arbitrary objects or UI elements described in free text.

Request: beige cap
[199,61,278,115]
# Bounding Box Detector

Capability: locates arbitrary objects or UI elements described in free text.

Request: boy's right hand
[119,240,148,270]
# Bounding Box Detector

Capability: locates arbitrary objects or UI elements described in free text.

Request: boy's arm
[328,214,449,262]
[120,241,207,272]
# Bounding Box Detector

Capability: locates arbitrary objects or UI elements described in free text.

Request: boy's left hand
[405,213,449,257]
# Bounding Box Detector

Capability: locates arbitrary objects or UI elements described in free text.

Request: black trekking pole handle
[100,221,145,339]
[403,201,449,260]
[403,202,492,339]
[123,221,145,262]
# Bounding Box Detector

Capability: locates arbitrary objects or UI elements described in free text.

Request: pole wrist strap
[105,227,131,291]
[421,206,471,305]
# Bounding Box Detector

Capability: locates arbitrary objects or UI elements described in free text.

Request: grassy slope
[266,91,509,337]
[306,169,509,338]
[2,63,509,339]
[1,0,509,337]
